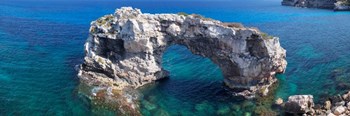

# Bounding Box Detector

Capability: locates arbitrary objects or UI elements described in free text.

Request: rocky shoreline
[281,0,350,11]
[277,91,350,116]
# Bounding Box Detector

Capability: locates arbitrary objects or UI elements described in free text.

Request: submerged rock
[275,98,284,105]
[77,83,141,115]
[244,112,252,116]
[141,100,157,111]
[78,7,287,99]
[195,101,215,113]
[216,105,231,115]
[154,109,170,116]
[254,106,278,116]
[241,101,255,111]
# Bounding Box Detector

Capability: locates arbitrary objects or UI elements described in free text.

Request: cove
[1,0,350,115]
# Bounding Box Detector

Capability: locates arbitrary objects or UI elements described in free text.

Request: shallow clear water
[1,0,350,115]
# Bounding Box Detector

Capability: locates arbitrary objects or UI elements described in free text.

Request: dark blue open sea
[1,0,350,115]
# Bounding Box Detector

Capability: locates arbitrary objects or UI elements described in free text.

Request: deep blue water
[1,0,350,115]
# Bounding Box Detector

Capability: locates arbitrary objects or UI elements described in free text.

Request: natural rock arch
[78,7,287,98]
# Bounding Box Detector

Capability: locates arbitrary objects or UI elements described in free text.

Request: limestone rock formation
[282,0,337,9]
[334,1,350,11]
[275,98,284,105]
[284,95,315,114]
[282,91,350,115]
[78,7,287,98]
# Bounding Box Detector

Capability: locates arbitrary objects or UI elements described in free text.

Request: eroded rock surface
[279,91,350,115]
[284,95,315,114]
[282,0,337,9]
[335,1,350,11]
[78,7,287,99]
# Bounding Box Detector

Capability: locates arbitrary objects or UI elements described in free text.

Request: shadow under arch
[137,45,253,116]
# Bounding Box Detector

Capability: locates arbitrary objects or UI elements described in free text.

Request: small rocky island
[77,7,287,115]
[282,0,350,11]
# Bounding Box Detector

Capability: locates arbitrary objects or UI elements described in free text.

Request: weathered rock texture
[282,0,337,9]
[78,7,287,98]
[279,91,350,115]
[284,95,315,114]
[335,0,350,10]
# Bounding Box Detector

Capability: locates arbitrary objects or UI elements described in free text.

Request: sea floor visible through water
[1,0,350,115]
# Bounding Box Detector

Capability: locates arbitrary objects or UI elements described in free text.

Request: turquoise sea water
[2,0,350,115]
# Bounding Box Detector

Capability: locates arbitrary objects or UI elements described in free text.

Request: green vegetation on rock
[177,12,189,16]
[177,12,214,21]
[96,15,114,26]
[261,33,274,40]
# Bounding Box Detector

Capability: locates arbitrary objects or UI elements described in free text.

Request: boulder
[216,105,230,115]
[335,101,345,107]
[333,106,346,115]
[325,100,332,110]
[284,95,314,114]
[275,98,284,105]
[343,91,350,101]
[327,112,336,116]
[330,95,344,106]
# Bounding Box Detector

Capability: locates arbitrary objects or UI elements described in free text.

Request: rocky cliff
[78,7,287,99]
[335,0,350,10]
[282,0,337,9]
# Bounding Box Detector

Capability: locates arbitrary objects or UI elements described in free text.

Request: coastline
[278,91,350,115]
[2,0,350,115]
[281,0,350,11]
